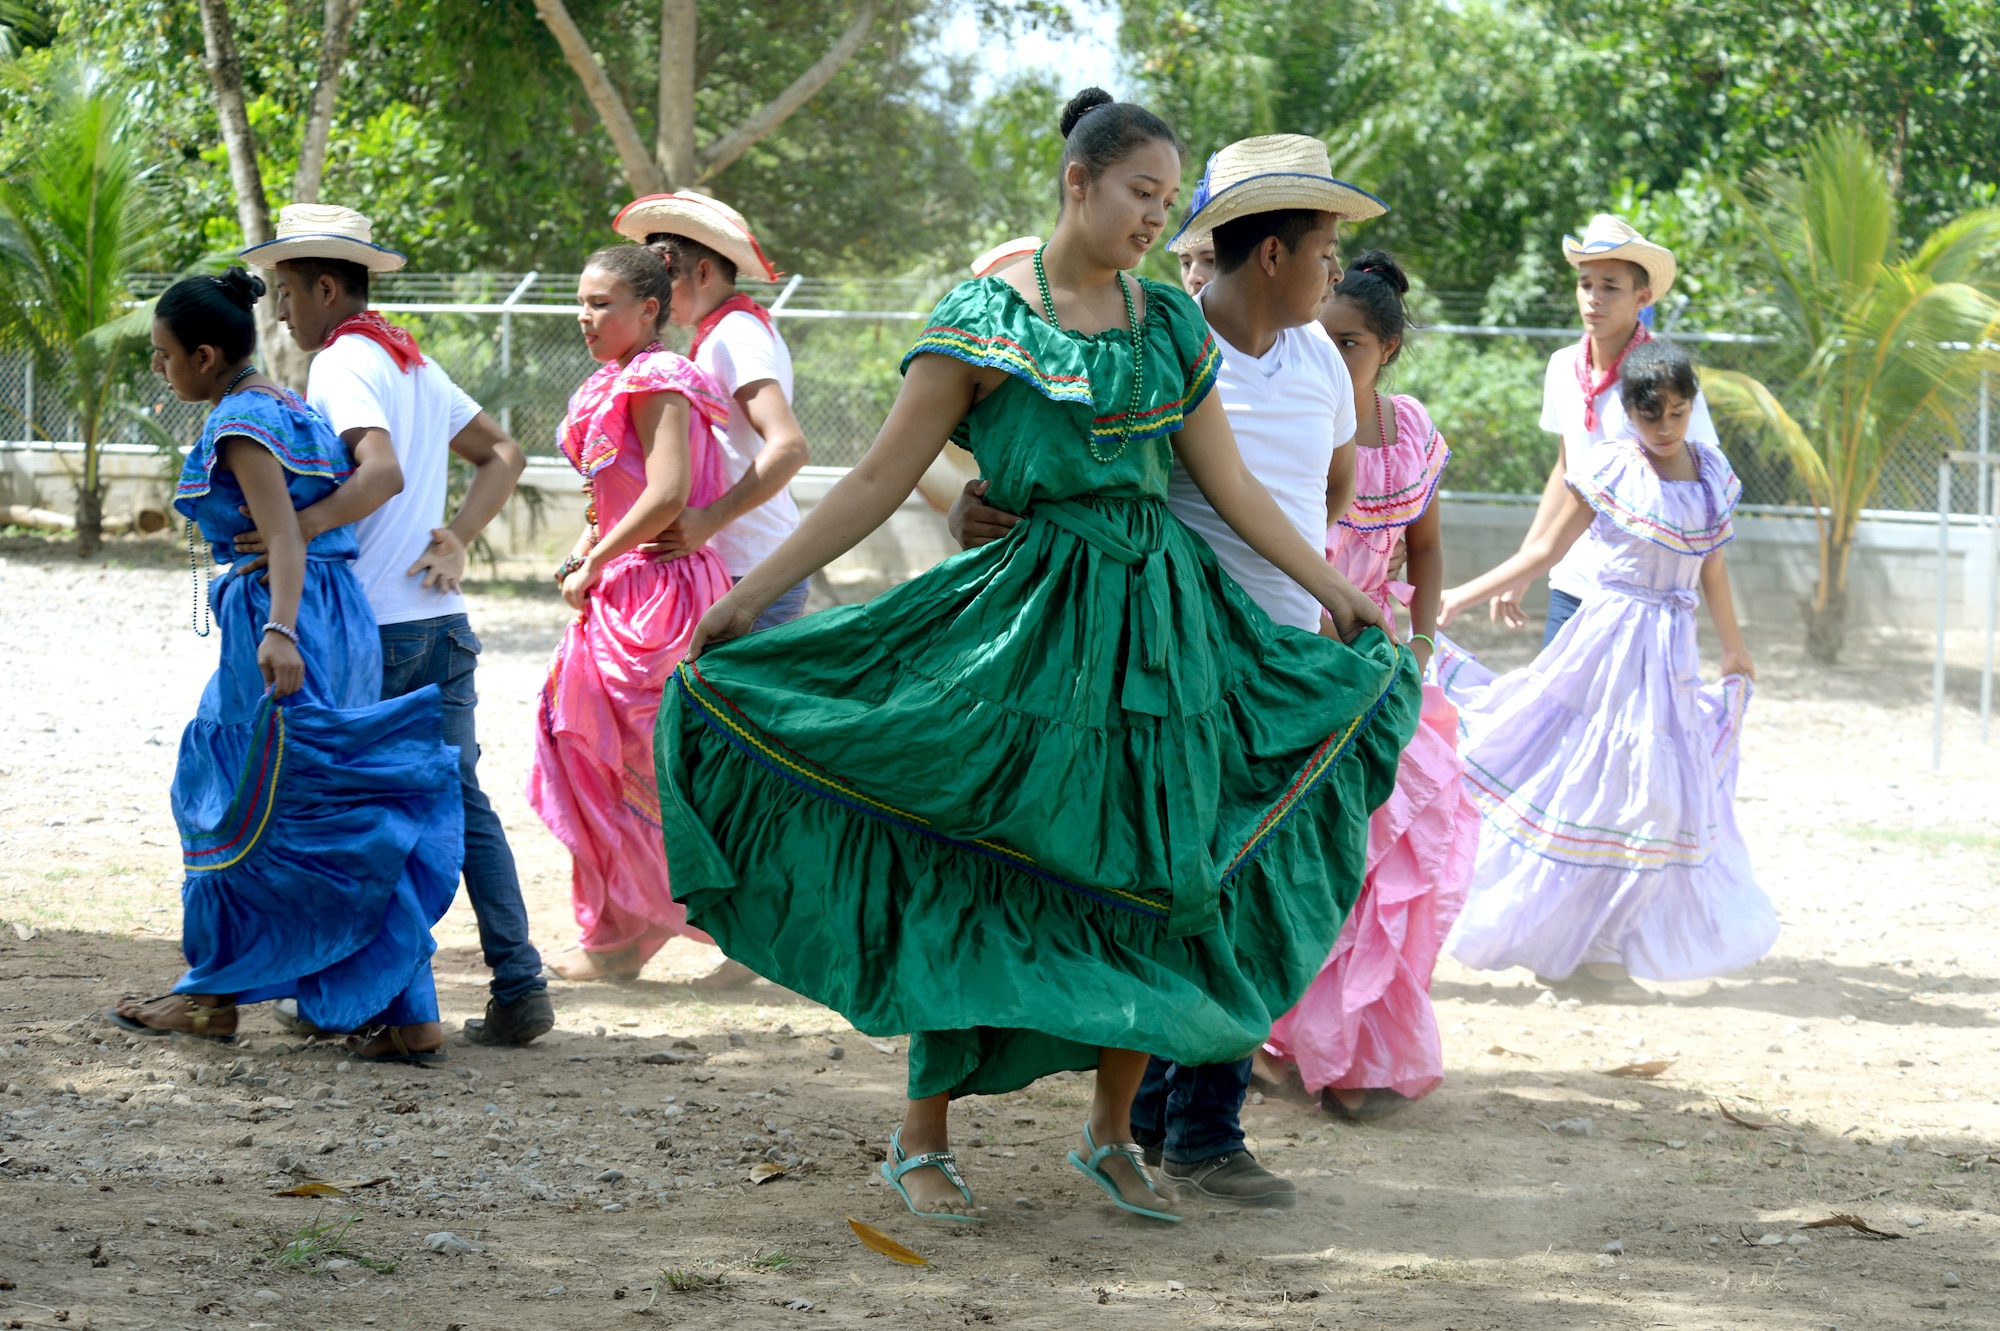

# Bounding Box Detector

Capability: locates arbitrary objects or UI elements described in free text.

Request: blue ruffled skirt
[171,556,463,1032]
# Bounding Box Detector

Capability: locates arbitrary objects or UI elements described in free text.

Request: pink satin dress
[528,347,735,960]
[1265,393,1477,1099]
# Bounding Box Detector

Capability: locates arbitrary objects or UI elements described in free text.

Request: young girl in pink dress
[1264,253,1477,1119]
[531,245,734,982]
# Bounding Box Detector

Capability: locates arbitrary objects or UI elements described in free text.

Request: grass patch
[661,1266,729,1293]
[1841,825,2000,853]
[265,1211,396,1273]
[751,1250,797,1271]
[43,867,79,882]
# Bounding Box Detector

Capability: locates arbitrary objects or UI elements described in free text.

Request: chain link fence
[3,273,1991,515]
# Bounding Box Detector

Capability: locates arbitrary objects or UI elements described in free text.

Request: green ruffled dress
[656,276,1420,1099]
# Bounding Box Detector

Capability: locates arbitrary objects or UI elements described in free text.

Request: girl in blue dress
[111,268,464,1063]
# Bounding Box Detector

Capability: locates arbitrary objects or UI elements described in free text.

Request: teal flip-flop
[879,1127,988,1223]
[1067,1125,1182,1223]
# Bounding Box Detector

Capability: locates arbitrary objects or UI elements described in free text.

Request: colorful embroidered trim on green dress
[183,705,286,874]
[676,645,1398,923]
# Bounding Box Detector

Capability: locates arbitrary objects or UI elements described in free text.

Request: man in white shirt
[1440,214,1719,644]
[611,192,812,629]
[949,135,1385,1211]
[238,204,552,1049]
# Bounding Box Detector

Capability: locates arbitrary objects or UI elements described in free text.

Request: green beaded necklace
[1032,244,1148,464]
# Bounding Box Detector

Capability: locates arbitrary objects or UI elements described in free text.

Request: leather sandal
[107,994,237,1044]
[345,1025,447,1066]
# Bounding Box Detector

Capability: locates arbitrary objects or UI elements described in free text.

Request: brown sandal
[344,1025,447,1066]
[108,993,237,1044]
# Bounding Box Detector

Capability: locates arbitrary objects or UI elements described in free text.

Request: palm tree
[1704,124,2000,664]
[0,69,160,556]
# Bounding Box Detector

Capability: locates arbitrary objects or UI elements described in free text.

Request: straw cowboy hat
[1562,214,1676,300]
[970,235,1041,278]
[1167,135,1387,251]
[238,204,407,272]
[613,190,780,283]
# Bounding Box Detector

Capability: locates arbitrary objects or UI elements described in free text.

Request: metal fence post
[22,360,33,441]
[1981,368,1995,744]
[498,271,539,436]
[1934,455,1953,772]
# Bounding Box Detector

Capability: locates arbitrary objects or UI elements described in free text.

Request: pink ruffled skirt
[1265,683,1475,1099]
[529,548,731,959]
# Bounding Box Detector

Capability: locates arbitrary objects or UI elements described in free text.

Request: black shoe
[462,990,555,1047]
[1162,1151,1295,1208]
[1321,1087,1414,1122]
[1140,1144,1163,1168]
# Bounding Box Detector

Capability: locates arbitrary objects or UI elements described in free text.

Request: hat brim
[238,234,407,273]
[1169,173,1387,250]
[613,197,780,283]
[1562,236,1675,300]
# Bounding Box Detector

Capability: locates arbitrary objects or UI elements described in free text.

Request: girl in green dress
[657,89,1420,1223]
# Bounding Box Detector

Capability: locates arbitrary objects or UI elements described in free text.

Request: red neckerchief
[1575,323,1651,432]
[687,293,774,361]
[325,311,426,374]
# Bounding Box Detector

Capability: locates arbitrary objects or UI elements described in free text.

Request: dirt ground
[1,531,1996,1331]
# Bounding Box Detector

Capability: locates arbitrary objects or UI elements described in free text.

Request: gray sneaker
[463,990,555,1047]
[1162,1151,1296,1208]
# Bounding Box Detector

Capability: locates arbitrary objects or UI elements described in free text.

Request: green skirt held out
[655,495,1420,1099]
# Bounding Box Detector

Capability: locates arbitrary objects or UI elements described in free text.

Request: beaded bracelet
[554,555,587,586]
[261,620,301,648]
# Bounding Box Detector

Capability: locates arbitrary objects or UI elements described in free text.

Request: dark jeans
[1542,586,1584,649]
[379,613,545,1005]
[1130,1055,1252,1164]
[749,578,811,633]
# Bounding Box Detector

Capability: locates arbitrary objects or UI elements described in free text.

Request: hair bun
[1059,87,1115,139]
[1348,249,1409,296]
[213,265,267,309]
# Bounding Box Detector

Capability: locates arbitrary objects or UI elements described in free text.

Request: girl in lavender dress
[1264,254,1477,1118]
[1431,340,1774,1002]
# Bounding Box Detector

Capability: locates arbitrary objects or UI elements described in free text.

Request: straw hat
[1562,214,1676,300]
[970,236,1041,278]
[238,204,407,272]
[1167,135,1386,251]
[1168,228,1212,257]
[613,190,780,283]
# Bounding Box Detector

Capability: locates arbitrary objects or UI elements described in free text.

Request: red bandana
[1575,324,1652,432]
[687,293,775,361]
[326,311,426,374]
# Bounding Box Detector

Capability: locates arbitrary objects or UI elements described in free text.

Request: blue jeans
[1130,1056,1252,1164]
[378,614,545,1005]
[750,579,810,633]
[1543,587,1584,649]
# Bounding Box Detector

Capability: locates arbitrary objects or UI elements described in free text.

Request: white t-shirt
[693,309,802,578]
[307,335,482,626]
[1541,340,1720,598]
[1166,312,1356,632]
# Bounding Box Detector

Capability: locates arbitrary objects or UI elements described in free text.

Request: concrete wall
[10,445,1996,633]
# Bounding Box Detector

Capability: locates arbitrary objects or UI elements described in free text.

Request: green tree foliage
[0,66,160,554]
[1703,126,2000,662]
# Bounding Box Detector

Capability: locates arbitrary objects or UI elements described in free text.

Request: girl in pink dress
[531,245,734,982]
[1265,253,1478,1119]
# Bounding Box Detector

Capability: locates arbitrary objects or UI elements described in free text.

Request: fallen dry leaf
[273,1175,388,1197]
[1486,1045,1539,1061]
[1717,1102,1776,1130]
[1800,1213,1906,1240]
[847,1215,928,1266]
[1602,1059,1674,1078]
[746,1162,786,1185]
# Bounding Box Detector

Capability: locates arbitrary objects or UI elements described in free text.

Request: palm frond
[1703,368,1830,500]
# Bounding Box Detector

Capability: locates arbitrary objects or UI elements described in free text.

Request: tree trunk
[534,0,668,196]
[1805,528,1853,664]
[657,0,696,188]
[74,476,104,558]
[294,0,365,206]
[696,1,877,182]
[196,0,311,389]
